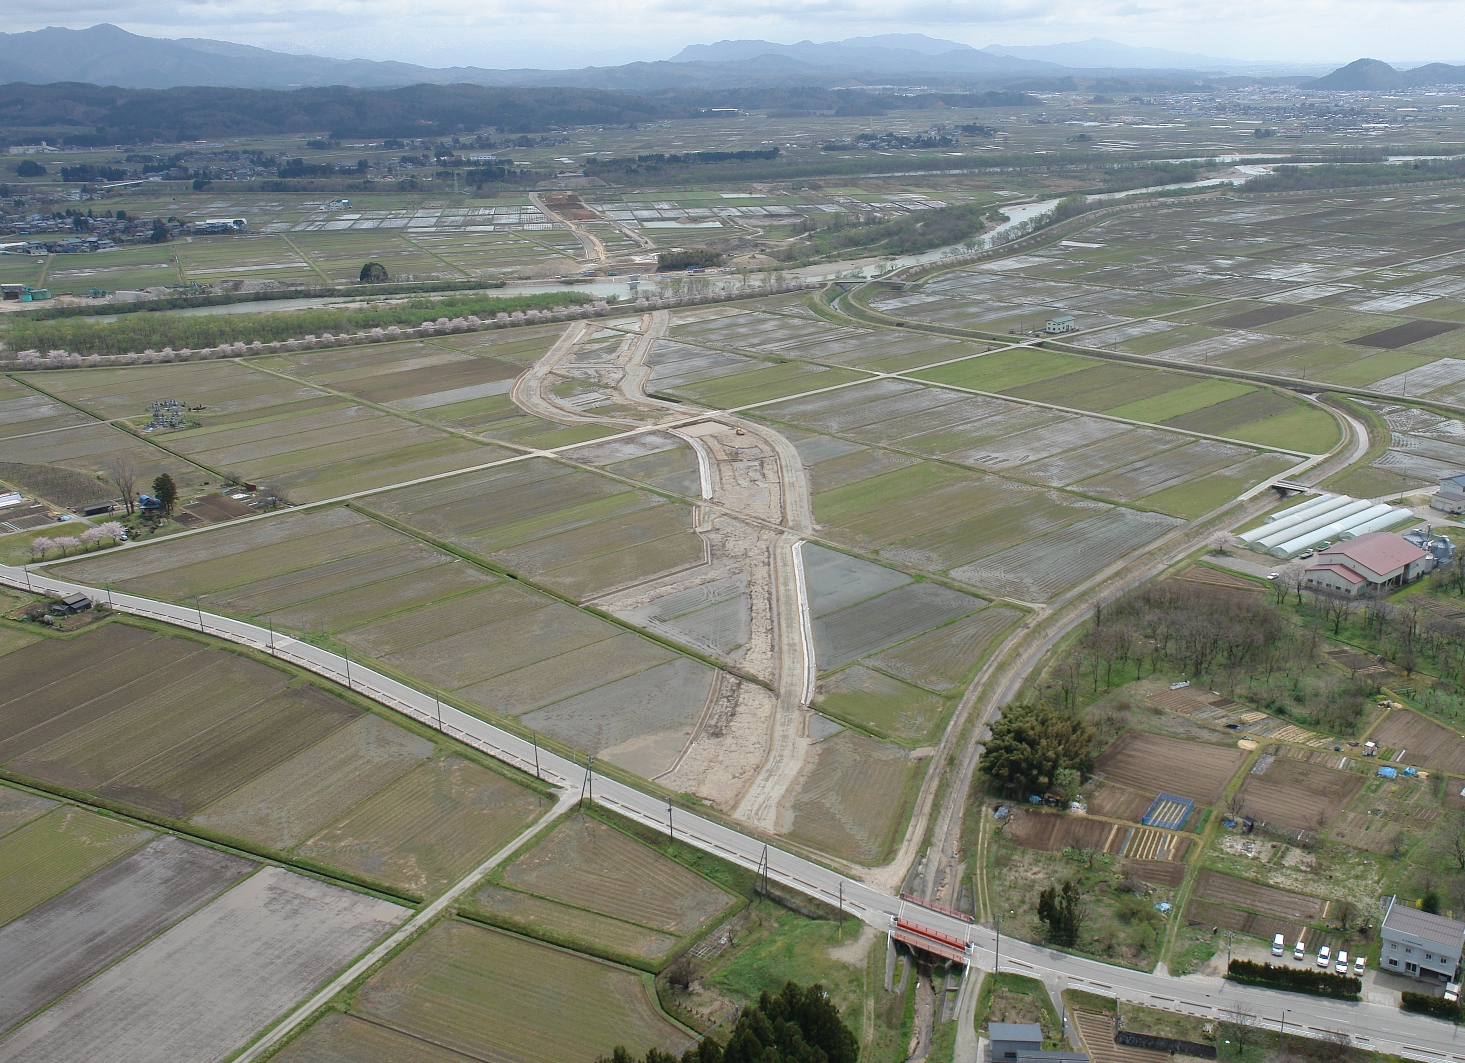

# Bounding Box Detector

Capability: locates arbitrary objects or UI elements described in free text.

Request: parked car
[1354,956,1366,975]
[1294,940,1306,961]
[1273,933,1285,956]
[1336,950,1349,974]
[1317,945,1331,968]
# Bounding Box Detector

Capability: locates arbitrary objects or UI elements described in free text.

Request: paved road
[4,563,1458,1063]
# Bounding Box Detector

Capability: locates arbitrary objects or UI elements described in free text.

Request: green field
[347,920,694,1063]
[0,805,152,926]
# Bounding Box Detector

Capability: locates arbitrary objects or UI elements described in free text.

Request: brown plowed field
[1194,870,1325,921]
[1186,898,1301,946]
[1086,783,1156,823]
[1073,1010,1168,1063]
[1368,709,1465,775]
[1124,860,1184,887]
[1171,565,1263,593]
[1005,809,1127,855]
[1094,731,1248,805]
[1234,757,1365,832]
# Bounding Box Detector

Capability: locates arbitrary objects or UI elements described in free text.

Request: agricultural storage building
[1380,896,1465,982]
[1045,315,1078,334]
[1303,533,1432,597]
[1433,474,1465,515]
[990,1024,1043,1061]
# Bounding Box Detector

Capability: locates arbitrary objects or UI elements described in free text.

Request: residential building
[1302,532,1432,596]
[1433,474,1465,515]
[1045,315,1078,334]
[990,1024,1043,1062]
[1380,896,1465,982]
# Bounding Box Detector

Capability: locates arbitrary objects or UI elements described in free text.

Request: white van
[1336,950,1349,974]
[1294,940,1306,961]
[1272,933,1285,956]
[1317,945,1331,968]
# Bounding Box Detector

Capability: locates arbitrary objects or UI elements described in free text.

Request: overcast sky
[17,0,1465,70]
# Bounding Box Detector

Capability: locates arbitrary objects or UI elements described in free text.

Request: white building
[1304,532,1432,596]
[1045,315,1078,334]
[1381,896,1465,982]
[1432,474,1465,515]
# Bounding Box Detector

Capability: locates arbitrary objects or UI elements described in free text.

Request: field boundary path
[2,563,1458,1063]
[233,790,578,1063]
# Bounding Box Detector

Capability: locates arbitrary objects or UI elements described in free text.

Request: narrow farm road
[529,191,606,265]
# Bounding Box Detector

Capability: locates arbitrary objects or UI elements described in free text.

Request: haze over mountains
[0,25,1460,93]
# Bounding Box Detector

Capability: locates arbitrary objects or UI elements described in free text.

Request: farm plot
[261,339,520,410]
[0,834,254,1033]
[1093,731,1248,806]
[190,715,434,850]
[472,884,680,960]
[950,508,1182,602]
[1332,402,1465,497]
[358,457,705,601]
[1366,707,1465,775]
[270,1012,473,1063]
[784,730,924,864]
[1085,783,1159,823]
[1193,869,1326,922]
[0,805,153,927]
[0,866,408,1063]
[0,784,56,836]
[0,627,362,820]
[815,666,949,746]
[862,606,1023,693]
[496,815,736,938]
[344,920,693,1063]
[294,755,544,897]
[812,580,987,672]
[1072,439,1259,503]
[1234,756,1365,832]
[24,361,510,504]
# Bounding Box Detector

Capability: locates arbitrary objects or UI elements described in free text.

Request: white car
[1294,940,1306,961]
[1336,950,1349,974]
[1354,956,1366,975]
[1317,945,1331,968]
[1272,933,1285,956]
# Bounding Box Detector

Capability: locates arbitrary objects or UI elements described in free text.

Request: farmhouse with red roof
[1303,532,1433,596]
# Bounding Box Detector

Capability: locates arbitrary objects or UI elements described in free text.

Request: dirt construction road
[512,313,817,830]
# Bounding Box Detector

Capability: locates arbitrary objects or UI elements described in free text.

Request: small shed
[56,591,92,613]
[990,1023,1043,1062]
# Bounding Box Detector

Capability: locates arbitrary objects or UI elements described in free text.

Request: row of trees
[4,291,594,358]
[30,522,126,560]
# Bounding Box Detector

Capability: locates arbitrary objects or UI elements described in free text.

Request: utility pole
[196,596,204,633]
[1280,1009,1289,1050]
[344,648,352,690]
[532,730,540,780]
[838,881,844,929]
[667,797,674,844]
[22,564,31,592]
[106,582,113,609]
[580,755,594,808]
[435,694,443,728]
[995,911,1001,976]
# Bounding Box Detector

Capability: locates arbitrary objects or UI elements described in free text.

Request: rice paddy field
[0,866,408,1063]
[276,919,694,1063]
[800,543,1020,745]
[0,623,548,899]
[869,191,1465,424]
[54,504,715,780]
[19,360,515,504]
[472,813,736,960]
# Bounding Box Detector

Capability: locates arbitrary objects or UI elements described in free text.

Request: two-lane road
[4,563,1458,1063]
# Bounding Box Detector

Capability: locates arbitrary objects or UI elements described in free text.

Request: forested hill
[0,83,678,143]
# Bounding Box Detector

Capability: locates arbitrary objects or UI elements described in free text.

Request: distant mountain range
[1307,57,1465,90]
[0,26,1460,94]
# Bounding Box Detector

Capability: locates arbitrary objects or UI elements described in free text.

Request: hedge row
[1226,960,1361,1000]
[1402,991,1462,1021]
